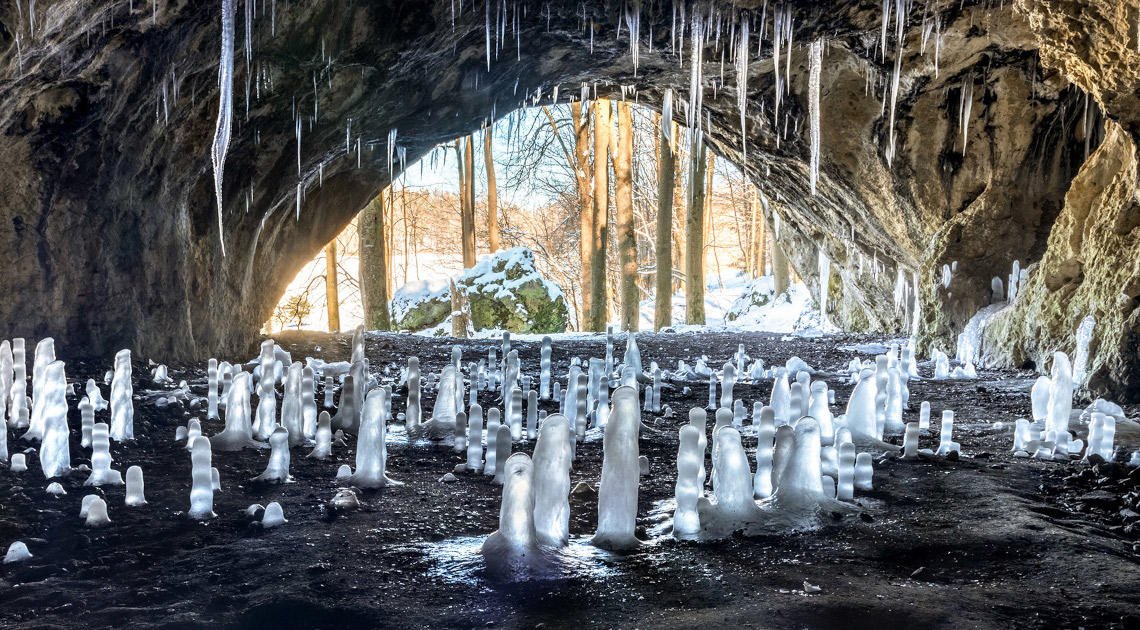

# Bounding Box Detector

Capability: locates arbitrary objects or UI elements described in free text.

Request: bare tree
[359,191,391,330]
[485,127,500,253]
[685,136,707,325]
[614,100,637,332]
[655,114,676,331]
[325,240,341,332]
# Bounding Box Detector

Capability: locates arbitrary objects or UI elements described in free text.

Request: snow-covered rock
[390,247,568,334]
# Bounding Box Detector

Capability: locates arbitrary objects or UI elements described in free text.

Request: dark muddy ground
[1,330,1139,630]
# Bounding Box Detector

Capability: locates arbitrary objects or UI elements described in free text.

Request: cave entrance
[265,102,809,336]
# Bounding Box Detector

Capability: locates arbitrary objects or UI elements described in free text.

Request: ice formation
[252,426,293,483]
[10,454,27,472]
[125,466,146,506]
[919,401,931,430]
[770,370,791,425]
[845,368,879,440]
[84,497,111,527]
[837,442,856,499]
[79,399,94,448]
[331,375,358,432]
[38,361,70,479]
[211,0,235,253]
[853,453,873,491]
[486,408,502,475]
[689,407,708,486]
[86,379,108,411]
[902,423,920,460]
[492,425,513,485]
[211,372,257,451]
[1046,352,1073,435]
[699,427,765,537]
[85,423,123,486]
[262,502,286,528]
[188,436,216,519]
[674,424,703,538]
[46,482,65,496]
[481,453,547,573]
[772,417,830,509]
[753,407,775,498]
[467,404,484,471]
[308,411,333,459]
[935,410,959,455]
[592,386,642,550]
[255,341,278,440]
[348,389,400,487]
[720,363,735,410]
[110,349,134,441]
[540,337,552,400]
[532,414,572,547]
[405,357,421,428]
[4,541,32,564]
[301,367,317,439]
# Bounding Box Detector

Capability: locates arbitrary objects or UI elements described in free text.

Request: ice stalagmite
[845,369,879,440]
[188,437,215,519]
[481,453,546,573]
[38,361,70,479]
[467,404,484,472]
[253,426,293,483]
[720,363,735,410]
[84,497,111,527]
[884,368,905,436]
[307,411,333,459]
[301,367,317,440]
[0,341,11,422]
[10,339,26,426]
[211,0,235,253]
[808,381,833,445]
[281,363,305,446]
[689,407,708,488]
[4,541,32,564]
[10,454,27,472]
[624,333,643,377]
[539,337,552,400]
[125,466,146,506]
[415,365,457,441]
[26,338,55,440]
[261,502,286,528]
[854,453,873,490]
[700,427,765,537]
[772,417,829,510]
[526,391,538,439]
[674,425,703,538]
[592,386,642,550]
[1047,352,1073,435]
[836,442,856,500]
[753,407,776,498]
[509,389,523,440]
[85,423,122,486]
[707,371,717,410]
[207,359,219,420]
[902,422,920,460]
[485,408,502,475]
[348,389,400,487]
[492,425,513,485]
[532,414,572,547]
[1030,376,1051,423]
[211,372,257,451]
[771,370,791,425]
[79,399,94,448]
[331,375,358,432]
[255,341,277,441]
[405,357,421,428]
[108,350,134,441]
[935,410,958,455]
[919,401,931,430]
[455,412,468,453]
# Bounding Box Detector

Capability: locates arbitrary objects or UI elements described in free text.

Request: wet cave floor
[1,330,1139,630]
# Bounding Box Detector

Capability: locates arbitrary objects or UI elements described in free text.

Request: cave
[1,0,1139,627]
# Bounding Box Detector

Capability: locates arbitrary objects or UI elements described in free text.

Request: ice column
[211,372,255,451]
[540,336,552,400]
[79,399,94,448]
[902,423,920,459]
[110,349,134,441]
[674,425,703,538]
[255,341,277,441]
[207,359,220,420]
[349,388,399,487]
[188,436,215,519]
[252,426,293,483]
[85,423,122,486]
[720,363,735,410]
[485,408,501,475]
[1047,352,1073,435]
[836,442,856,500]
[711,427,765,524]
[307,411,333,459]
[845,368,879,439]
[125,466,146,506]
[754,407,776,498]
[592,386,642,550]
[853,453,873,491]
[532,414,572,547]
[773,417,827,508]
[281,363,305,446]
[770,370,791,425]
[935,410,959,455]
[526,391,539,439]
[467,404,485,471]
[491,425,513,485]
[406,357,421,428]
[38,361,70,479]
[480,453,543,572]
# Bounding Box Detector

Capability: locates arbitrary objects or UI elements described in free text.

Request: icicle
[211,0,236,256]
[687,13,704,132]
[735,17,749,159]
[808,38,822,196]
[960,73,973,156]
[662,88,673,145]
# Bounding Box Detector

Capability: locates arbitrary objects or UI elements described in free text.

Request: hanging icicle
[211,0,237,255]
[808,38,823,196]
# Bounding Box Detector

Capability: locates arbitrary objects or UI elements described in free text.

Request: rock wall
[0,1,1136,398]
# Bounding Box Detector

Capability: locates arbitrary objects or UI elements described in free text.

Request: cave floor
[1,330,1138,630]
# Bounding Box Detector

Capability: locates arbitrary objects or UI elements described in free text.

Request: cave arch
[2,0,1136,399]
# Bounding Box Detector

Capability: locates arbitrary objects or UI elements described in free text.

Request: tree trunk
[685,134,707,325]
[572,102,594,331]
[655,114,676,331]
[484,128,499,253]
[325,240,341,333]
[614,101,637,332]
[588,98,611,332]
[462,135,477,268]
[359,192,391,331]
[772,223,790,295]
